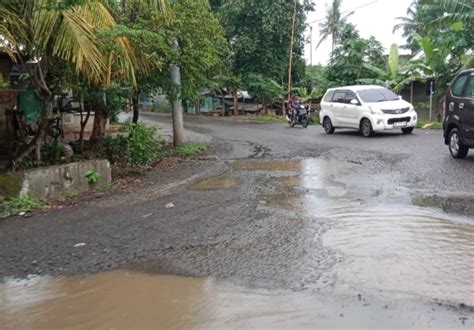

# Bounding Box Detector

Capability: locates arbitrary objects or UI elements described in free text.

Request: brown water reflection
[1,271,470,329]
[190,175,240,191]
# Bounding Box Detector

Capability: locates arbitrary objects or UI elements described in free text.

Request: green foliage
[358,44,418,93]
[0,195,42,218]
[219,0,314,85]
[124,122,163,165]
[42,140,64,164]
[301,65,331,98]
[106,83,131,123]
[245,74,283,106]
[172,144,208,157]
[327,24,385,86]
[85,170,102,184]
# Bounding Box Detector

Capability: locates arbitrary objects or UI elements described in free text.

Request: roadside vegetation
[0,195,42,218]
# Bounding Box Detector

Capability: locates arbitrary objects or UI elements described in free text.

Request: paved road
[1,113,473,328]
[146,112,474,195]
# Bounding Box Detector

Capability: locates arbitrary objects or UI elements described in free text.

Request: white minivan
[319,85,418,137]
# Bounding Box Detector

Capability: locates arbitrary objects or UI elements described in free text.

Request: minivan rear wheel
[360,119,374,137]
[323,117,335,134]
[449,128,469,159]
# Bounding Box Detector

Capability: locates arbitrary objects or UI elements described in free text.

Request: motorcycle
[287,102,310,128]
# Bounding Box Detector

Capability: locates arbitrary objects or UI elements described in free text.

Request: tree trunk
[171,39,184,146]
[6,96,52,171]
[90,92,108,143]
[132,89,140,124]
[232,91,238,116]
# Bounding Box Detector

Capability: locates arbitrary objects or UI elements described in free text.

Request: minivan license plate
[393,122,407,127]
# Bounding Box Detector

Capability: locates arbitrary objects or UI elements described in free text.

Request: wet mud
[1,271,472,329]
[190,175,240,191]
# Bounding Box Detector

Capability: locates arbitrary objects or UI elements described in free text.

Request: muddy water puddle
[243,159,474,306]
[190,175,240,191]
[1,271,470,329]
[322,205,474,306]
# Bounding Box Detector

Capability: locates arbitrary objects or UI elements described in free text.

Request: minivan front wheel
[323,117,335,134]
[449,128,469,159]
[360,119,374,137]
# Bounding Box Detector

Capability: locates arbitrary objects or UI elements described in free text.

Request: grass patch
[253,115,287,123]
[158,143,208,158]
[0,195,42,218]
[416,120,443,129]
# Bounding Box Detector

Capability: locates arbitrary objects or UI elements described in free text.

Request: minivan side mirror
[350,99,359,105]
[398,95,403,100]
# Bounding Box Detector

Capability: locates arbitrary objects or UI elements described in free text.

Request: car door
[461,73,474,141]
[342,91,360,128]
[448,72,473,140]
[330,91,346,126]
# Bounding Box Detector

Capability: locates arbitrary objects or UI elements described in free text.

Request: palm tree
[426,0,473,28]
[316,0,354,51]
[0,0,139,170]
[393,1,420,47]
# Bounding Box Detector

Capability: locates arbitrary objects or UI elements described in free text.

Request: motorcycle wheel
[301,117,309,128]
[290,121,295,128]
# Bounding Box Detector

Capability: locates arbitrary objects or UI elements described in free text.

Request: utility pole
[287,0,297,100]
[310,26,313,67]
[171,39,184,146]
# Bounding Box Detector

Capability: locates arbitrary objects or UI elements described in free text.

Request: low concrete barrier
[0,160,111,201]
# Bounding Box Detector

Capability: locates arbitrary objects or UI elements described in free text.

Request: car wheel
[449,128,469,159]
[360,118,374,137]
[323,117,335,134]
[402,127,414,134]
[301,117,309,128]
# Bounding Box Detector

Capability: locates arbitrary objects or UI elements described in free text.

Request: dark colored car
[443,69,474,159]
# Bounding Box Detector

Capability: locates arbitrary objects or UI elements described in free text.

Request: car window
[332,91,346,103]
[345,92,357,104]
[463,76,474,99]
[323,90,335,102]
[452,74,469,97]
[357,88,398,102]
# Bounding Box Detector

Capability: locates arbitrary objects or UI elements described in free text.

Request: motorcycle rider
[289,94,299,121]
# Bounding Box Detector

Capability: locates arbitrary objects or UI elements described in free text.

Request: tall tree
[326,24,385,87]
[219,0,314,86]
[316,0,353,51]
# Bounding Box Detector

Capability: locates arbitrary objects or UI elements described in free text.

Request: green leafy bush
[85,170,102,183]
[0,195,42,217]
[42,139,64,163]
[124,122,163,165]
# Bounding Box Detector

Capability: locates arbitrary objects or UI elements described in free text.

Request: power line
[307,0,381,25]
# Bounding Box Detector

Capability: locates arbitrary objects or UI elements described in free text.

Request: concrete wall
[0,160,111,201]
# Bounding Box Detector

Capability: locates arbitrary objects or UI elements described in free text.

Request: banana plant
[358,44,418,93]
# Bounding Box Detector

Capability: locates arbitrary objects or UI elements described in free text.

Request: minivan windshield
[357,88,399,103]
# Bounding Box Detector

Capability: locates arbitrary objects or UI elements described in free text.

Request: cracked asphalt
[1,113,473,328]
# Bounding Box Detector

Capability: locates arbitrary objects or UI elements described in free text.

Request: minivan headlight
[369,106,382,115]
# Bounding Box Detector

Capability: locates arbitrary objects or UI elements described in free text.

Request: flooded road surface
[322,205,474,306]
[0,271,471,329]
[237,159,474,306]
